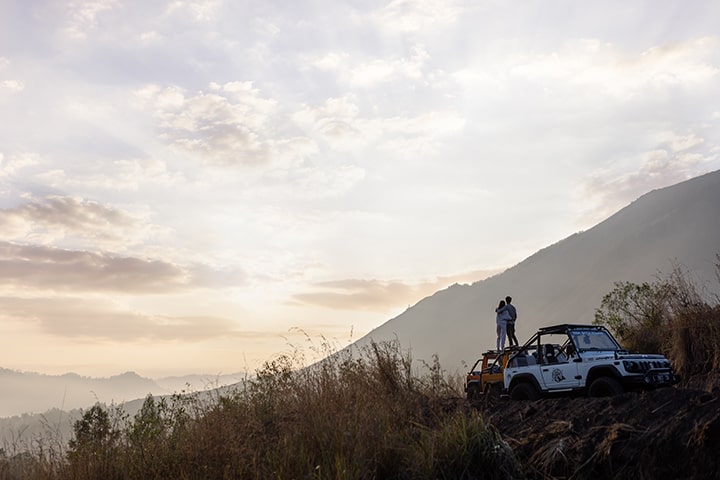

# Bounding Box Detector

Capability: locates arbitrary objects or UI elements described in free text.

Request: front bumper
[621,368,678,389]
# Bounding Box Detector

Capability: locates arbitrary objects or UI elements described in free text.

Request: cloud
[0,241,246,294]
[47,157,182,192]
[0,152,40,177]
[292,95,363,150]
[0,57,25,95]
[581,146,717,223]
[653,131,705,153]
[290,269,501,312]
[0,195,143,246]
[451,36,720,117]
[0,296,239,341]
[1,80,24,92]
[368,0,465,33]
[135,82,281,167]
[309,45,431,88]
[62,0,121,40]
[165,0,223,23]
[514,36,719,99]
[294,95,464,156]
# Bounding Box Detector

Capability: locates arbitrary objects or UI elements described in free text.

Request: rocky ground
[480,387,720,480]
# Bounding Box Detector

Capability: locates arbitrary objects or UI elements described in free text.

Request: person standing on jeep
[495,299,511,351]
[505,296,519,347]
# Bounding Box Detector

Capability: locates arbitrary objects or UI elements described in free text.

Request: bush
[594,258,720,387]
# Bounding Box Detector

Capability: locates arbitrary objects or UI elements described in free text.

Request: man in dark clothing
[505,296,519,346]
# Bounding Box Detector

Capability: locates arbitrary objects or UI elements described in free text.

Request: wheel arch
[585,365,622,386]
[508,373,543,393]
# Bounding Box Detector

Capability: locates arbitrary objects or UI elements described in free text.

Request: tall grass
[0,338,518,480]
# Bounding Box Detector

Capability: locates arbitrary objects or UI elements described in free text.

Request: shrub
[594,258,720,387]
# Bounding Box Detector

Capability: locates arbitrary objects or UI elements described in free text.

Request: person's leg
[496,324,502,351]
[500,323,507,350]
[508,322,518,346]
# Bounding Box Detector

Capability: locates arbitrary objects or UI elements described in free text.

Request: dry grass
[0,338,519,480]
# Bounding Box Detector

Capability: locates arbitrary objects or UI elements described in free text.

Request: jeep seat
[544,344,558,364]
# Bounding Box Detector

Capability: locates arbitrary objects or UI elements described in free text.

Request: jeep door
[539,361,579,390]
[538,336,581,391]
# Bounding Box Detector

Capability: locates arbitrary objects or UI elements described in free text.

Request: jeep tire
[510,382,539,401]
[588,376,624,397]
[466,383,481,401]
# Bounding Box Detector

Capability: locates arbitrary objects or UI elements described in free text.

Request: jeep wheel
[510,382,539,401]
[588,376,624,397]
[466,383,481,401]
[482,382,502,407]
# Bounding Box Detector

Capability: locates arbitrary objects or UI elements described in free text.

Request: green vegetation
[0,338,518,480]
[594,257,720,387]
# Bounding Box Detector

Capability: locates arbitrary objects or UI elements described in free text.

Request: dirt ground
[480,386,720,480]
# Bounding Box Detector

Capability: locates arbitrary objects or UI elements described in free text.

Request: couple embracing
[495,296,518,351]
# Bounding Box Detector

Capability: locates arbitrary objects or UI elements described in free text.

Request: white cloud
[0,295,239,341]
[0,152,40,177]
[369,0,465,33]
[293,95,362,150]
[0,58,23,94]
[0,196,149,248]
[581,147,716,223]
[1,80,24,92]
[309,45,431,88]
[137,82,281,167]
[454,36,720,107]
[654,131,705,153]
[63,0,120,39]
[292,269,501,312]
[166,0,223,23]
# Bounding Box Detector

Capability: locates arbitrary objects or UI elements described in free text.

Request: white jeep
[503,324,678,400]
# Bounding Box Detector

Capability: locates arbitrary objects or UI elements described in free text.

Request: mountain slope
[355,170,720,371]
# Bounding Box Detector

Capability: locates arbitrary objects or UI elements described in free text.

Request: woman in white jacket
[495,299,511,351]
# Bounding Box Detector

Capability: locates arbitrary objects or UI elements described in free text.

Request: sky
[0,0,719,378]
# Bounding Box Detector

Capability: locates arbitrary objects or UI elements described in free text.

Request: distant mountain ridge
[0,368,245,418]
[0,368,162,418]
[354,170,720,372]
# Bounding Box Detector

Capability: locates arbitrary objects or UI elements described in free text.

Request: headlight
[623,360,641,373]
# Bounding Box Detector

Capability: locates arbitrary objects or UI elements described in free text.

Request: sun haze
[0,0,718,377]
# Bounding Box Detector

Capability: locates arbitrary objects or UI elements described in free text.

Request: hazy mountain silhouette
[0,369,162,418]
[154,372,247,394]
[353,170,720,372]
[0,369,245,418]
[0,371,246,448]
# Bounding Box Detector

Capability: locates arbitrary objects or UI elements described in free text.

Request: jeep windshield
[570,329,620,351]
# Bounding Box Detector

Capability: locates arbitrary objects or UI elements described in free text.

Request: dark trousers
[507,321,519,346]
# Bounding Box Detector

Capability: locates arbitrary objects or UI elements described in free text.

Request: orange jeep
[465,349,513,401]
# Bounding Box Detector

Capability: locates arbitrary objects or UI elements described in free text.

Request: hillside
[483,387,720,479]
[354,170,720,372]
